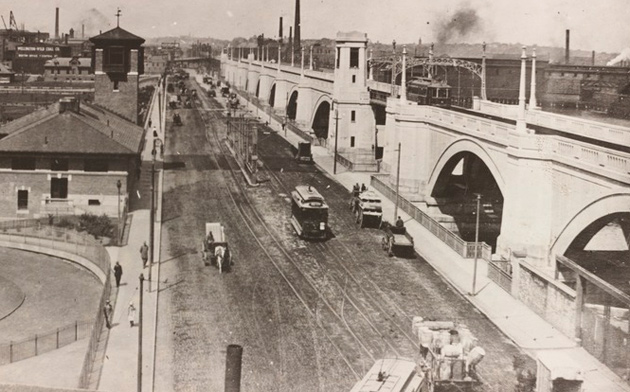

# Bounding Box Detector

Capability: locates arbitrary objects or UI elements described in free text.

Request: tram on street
[290,185,329,240]
[406,77,452,107]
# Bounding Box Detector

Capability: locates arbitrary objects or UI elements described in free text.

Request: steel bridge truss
[370,56,483,80]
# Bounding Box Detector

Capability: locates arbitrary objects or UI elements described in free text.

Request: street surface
[155,74,534,391]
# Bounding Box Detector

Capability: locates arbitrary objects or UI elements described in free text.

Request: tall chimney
[592,50,595,66]
[565,29,570,64]
[294,0,301,49]
[82,24,84,39]
[279,17,283,44]
[55,8,60,40]
[289,26,292,48]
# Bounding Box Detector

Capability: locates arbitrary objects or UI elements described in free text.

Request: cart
[201,222,232,273]
[382,223,414,257]
[351,190,383,228]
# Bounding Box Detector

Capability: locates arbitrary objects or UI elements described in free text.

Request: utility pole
[471,193,481,296]
[137,273,144,392]
[333,105,340,174]
[393,143,401,222]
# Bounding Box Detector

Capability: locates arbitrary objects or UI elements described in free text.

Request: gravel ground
[154,77,536,392]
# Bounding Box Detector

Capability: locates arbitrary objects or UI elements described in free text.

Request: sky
[1,0,629,53]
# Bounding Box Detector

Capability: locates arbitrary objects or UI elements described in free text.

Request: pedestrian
[113,261,123,287]
[281,121,286,131]
[152,126,158,138]
[104,300,113,329]
[148,119,152,128]
[128,302,136,327]
[140,241,149,267]
[361,183,367,192]
[396,216,405,229]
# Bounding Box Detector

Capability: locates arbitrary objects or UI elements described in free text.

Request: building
[0,98,143,218]
[0,63,14,83]
[12,42,71,74]
[0,25,147,219]
[43,56,93,82]
[144,54,168,75]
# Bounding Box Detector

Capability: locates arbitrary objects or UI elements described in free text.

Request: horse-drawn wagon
[202,222,232,273]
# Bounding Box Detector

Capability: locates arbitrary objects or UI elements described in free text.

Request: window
[350,48,359,68]
[350,136,355,147]
[336,48,340,68]
[113,81,119,91]
[50,178,68,199]
[107,47,125,66]
[12,157,36,170]
[88,199,101,206]
[17,190,28,210]
[51,158,68,171]
[84,159,109,172]
[352,75,356,83]
[351,110,356,122]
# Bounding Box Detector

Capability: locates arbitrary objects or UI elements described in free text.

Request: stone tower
[90,27,145,124]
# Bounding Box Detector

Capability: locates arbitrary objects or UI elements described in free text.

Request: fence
[370,174,492,262]
[0,219,111,388]
[487,259,513,293]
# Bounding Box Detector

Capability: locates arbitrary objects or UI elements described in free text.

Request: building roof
[0,63,13,75]
[90,27,145,46]
[0,100,143,155]
[44,57,92,68]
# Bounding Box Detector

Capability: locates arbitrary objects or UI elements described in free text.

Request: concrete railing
[371,174,492,262]
[0,221,111,388]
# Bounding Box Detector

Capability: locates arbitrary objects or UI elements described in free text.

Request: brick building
[0,25,146,219]
[144,54,168,75]
[43,56,93,82]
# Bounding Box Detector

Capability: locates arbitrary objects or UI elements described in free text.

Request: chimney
[55,8,59,40]
[565,29,570,64]
[294,0,301,49]
[82,24,84,39]
[592,50,595,66]
[279,17,283,44]
[65,33,68,45]
[69,28,74,39]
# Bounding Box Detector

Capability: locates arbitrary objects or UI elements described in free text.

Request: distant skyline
[2,0,629,53]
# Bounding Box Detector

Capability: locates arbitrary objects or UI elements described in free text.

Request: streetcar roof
[292,185,328,208]
[359,190,381,202]
[407,77,450,89]
[350,358,424,392]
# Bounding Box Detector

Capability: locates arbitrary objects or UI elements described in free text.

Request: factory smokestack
[55,7,59,40]
[565,29,570,64]
[294,0,301,49]
[289,26,292,48]
[279,17,283,43]
[82,24,84,39]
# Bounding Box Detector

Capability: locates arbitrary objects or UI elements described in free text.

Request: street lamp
[393,143,401,222]
[150,137,164,293]
[137,273,144,392]
[332,100,340,175]
[470,193,482,296]
[116,180,122,243]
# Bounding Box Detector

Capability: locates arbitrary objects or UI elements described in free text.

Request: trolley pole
[149,148,155,293]
[393,143,401,222]
[333,107,340,175]
[137,273,144,392]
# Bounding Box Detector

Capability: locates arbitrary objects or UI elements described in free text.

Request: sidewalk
[237,94,630,392]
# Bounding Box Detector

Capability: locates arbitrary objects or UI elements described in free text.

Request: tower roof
[90,26,145,47]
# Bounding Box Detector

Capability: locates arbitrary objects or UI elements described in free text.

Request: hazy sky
[2,0,629,52]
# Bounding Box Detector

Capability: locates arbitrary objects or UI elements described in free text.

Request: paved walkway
[236,92,630,392]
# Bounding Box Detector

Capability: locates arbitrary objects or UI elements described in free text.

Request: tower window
[336,48,340,68]
[17,190,28,210]
[350,48,359,68]
[352,75,356,83]
[351,110,356,122]
[350,136,355,147]
[113,81,119,91]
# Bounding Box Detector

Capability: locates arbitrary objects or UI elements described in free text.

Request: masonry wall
[94,74,139,123]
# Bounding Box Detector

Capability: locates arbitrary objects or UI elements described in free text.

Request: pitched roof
[44,57,92,67]
[0,63,13,74]
[90,27,145,45]
[0,101,143,155]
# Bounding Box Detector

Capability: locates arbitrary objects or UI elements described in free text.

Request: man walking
[128,302,136,327]
[140,241,149,267]
[104,300,113,329]
[113,261,123,287]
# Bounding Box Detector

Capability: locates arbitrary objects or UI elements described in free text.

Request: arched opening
[287,90,298,121]
[312,101,330,140]
[563,213,630,293]
[269,84,276,107]
[255,80,260,98]
[430,152,504,251]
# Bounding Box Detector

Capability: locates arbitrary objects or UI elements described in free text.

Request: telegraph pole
[393,143,401,222]
[333,106,340,174]
[137,273,144,392]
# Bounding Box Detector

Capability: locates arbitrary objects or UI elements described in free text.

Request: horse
[214,245,226,273]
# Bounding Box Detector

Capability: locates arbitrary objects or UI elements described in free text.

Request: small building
[0,63,14,83]
[12,42,71,74]
[144,54,168,75]
[0,97,143,218]
[43,56,93,82]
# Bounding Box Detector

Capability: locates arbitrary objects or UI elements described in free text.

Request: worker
[352,183,360,196]
[396,216,405,228]
[361,183,367,192]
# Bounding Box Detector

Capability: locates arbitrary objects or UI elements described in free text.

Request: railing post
[56,328,60,349]
[9,341,13,363]
[75,320,78,341]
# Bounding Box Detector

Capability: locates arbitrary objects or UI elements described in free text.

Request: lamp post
[150,138,164,293]
[393,143,401,222]
[333,101,340,175]
[470,193,482,296]
[116,180,121,242]
[137,273,144,392]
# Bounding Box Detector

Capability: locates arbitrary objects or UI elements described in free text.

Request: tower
[90,25,145,124]
[294,0,301,50]
[328,32,376,169]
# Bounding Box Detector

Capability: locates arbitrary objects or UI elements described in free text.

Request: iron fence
[487,260,513,293]
[371,174,492,262]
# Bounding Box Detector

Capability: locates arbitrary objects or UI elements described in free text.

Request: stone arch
[426,138,506,198]
[551,193,630,257]
[311,96,332,139]
[287,90,298,121]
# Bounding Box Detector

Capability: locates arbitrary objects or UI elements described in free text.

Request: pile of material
[412,317,485,381]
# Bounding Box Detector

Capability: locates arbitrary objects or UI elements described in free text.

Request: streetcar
[290,185,329,240]
[406,77,451,107]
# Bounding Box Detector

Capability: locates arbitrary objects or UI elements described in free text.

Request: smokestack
[592,50,595,66]
[289,26,292,48]
[55,7,59,40]
[565,29,570,64]
[279,17,283,44]
[294,0,301,49]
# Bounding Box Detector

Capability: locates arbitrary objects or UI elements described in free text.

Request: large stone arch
[426,138,506,198]
[311,96,332,139]
[551,193,630,257]
[269,83,276,106]
[287,89,299,120]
